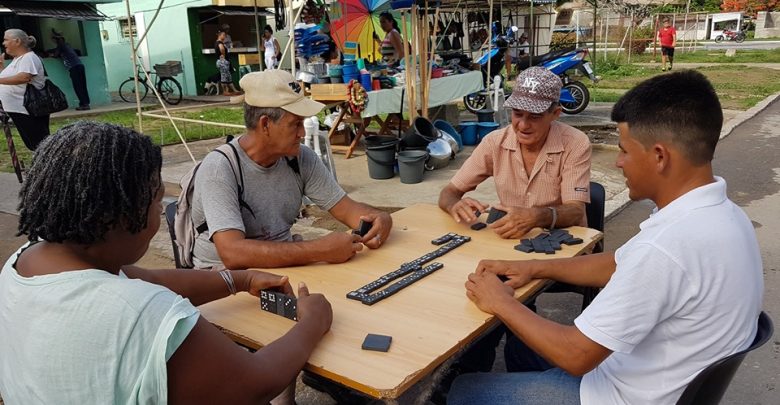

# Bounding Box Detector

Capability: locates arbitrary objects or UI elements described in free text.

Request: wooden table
[198,203,602,399]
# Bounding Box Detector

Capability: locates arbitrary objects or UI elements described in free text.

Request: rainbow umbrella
[330,0,407,62]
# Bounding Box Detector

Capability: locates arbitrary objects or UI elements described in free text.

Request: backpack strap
[194,142,256,234]
[223,142,256,219]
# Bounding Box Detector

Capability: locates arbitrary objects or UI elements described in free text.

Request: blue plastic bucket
[477,122,500,140]
[343,73,359,84]
[360,73,372,91]
[342,63,359,76]
[460,121,478,145]
[434,120,463,150]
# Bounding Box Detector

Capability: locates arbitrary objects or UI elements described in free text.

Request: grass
[589,63,780,110]
[612,48,780,64]
[0,106,246,174]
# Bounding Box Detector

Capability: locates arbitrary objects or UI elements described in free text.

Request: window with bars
[118,17,137,39]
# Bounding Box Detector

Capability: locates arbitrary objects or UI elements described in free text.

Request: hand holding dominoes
[245,271,293,298]
[260,283,332,335]
[487,205,538,239]
[354,212,393,249]
[448,197,489,224]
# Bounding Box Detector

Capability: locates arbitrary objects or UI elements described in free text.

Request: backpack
[173,141,300,268]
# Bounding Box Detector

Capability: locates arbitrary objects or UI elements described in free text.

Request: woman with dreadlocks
[0,121,332,404]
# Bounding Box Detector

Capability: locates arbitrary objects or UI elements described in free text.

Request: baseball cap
[503,66,562,114]
[238,70,325,117]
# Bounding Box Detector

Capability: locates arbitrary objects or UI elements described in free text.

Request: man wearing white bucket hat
[190,70,392,270]
[439,67,592,240]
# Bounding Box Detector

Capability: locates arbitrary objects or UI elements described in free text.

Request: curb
[720,92,780,140]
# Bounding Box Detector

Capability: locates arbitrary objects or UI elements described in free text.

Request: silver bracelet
[547,206,557,230]
[219,270,237,295]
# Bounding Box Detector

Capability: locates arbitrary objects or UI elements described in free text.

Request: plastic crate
[153,61,182,77]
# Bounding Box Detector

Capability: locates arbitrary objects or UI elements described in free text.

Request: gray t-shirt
[191,138,346,268]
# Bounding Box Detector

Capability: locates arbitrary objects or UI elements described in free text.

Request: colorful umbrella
[330,0,408,62]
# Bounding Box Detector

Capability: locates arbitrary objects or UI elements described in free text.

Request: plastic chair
[165,201,185,269]
[676,311,774,405]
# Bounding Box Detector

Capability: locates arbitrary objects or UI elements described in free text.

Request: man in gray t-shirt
[191,69,392,269]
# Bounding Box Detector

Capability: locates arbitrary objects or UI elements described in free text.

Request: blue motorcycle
[464,43,598,115]
[517,47,599,114]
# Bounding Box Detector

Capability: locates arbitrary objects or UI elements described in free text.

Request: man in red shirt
[658,19,677,71]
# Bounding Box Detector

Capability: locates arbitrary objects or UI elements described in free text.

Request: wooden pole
[402,10,414,122]
[125,0,142,132]
[254,0,262,64]
[426,8,441,119]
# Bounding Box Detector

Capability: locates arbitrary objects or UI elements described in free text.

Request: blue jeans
[448,334,581,405]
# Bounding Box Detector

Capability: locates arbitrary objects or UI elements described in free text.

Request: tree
[722,0,780,15]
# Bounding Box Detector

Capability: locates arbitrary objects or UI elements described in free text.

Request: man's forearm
[438,185,464,213]
[495,298,610,376]
[531,252,616,288]
[219,238,329,269]
[534,202,585,229]
[122,265,251,306]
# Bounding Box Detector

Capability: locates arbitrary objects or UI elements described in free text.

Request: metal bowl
[296,70,318,84]
[425,138,452,170]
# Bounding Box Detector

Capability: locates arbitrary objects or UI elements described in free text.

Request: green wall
[99,0,210,96]
[39,21,111,107]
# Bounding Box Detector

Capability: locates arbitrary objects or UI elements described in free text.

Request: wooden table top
[198,203,603,399]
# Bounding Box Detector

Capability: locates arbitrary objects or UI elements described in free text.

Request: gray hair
[244,105,285,129]
[5,29,36,49]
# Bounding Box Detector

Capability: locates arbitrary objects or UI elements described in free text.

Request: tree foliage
[721,0,780,16]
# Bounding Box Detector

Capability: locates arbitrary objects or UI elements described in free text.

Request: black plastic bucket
[397,150,428,184]
[476,109,495,122]
[400,117,438,150]
[365,136,398,180]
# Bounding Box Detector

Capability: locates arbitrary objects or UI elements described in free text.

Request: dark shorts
[661,46,675,57]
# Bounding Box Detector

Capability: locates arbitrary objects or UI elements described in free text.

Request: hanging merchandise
[274,0,286,31]
[301,0,327,24]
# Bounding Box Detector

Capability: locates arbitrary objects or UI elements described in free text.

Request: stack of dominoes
[514,229,583,254]
[259,290,298,321]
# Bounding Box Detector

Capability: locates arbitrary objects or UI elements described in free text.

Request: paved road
[604,98,780,404]
[702,40,780,51]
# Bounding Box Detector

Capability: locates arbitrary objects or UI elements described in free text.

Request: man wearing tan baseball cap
[434,67,593,401]
[190,69,392,273]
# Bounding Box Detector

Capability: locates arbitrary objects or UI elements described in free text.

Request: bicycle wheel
[119,79,148,103]
[158,78,183,105]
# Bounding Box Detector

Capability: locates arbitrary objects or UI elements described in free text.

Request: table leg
[345,117,372,159]
[327,109,347,145]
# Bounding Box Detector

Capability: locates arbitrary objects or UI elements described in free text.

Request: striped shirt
[381,29,399,63]
[450,121,591,225]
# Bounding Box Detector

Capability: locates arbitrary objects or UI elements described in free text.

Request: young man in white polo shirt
[447,70,764,404]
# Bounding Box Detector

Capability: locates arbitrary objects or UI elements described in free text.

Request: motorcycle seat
[515,47,576,70]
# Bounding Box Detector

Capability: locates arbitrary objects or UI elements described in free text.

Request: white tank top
[264,38,276,56]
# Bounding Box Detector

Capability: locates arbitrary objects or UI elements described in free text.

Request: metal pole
[592,0,597,70]
[486,0,493,89]
[604,12,609,62]
[125,0,142,132]
[529,0,534,66]
[627,9,633,64]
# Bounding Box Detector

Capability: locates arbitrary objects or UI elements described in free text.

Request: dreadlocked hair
[17,121,162,244]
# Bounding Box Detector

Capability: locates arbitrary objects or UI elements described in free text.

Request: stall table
[310,71,483,158]
[198,203,602,400]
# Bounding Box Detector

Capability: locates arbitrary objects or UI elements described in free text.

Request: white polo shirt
[575,177,763,404]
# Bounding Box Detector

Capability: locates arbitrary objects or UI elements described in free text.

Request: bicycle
[119,60,183,105]
[0,107,24,183]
